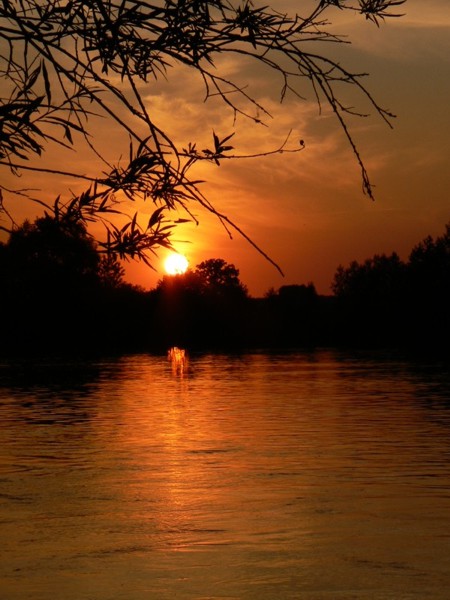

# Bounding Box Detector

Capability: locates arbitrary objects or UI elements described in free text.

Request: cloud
[401,0,450,28]
[326,0,450,63]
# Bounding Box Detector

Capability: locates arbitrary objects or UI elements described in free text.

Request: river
[1,349,449,599]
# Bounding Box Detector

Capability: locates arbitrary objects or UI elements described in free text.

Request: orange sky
[2,0,449,296]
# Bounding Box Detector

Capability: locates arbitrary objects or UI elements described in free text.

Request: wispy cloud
[326,0,450,62]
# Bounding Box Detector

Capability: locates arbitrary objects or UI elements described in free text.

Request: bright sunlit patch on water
[168,346,188,375]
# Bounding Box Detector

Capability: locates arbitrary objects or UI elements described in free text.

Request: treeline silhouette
[1,216,448,356]
[331,226,449,352]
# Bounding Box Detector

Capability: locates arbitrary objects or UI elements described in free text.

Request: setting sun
[164,253,189,275]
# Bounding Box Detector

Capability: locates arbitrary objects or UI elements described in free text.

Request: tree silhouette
[194,258,248,299]
[406,224,450,347]
[0,214,147,353]
[0,216,98,351]
[3,215,100,291]
[250,283,320,346]
[409,225,450,288]
[2,217,448,355]
[149,258,249,348]
[332,252,406,304]
[330,224,450,348]
[1,0,405,271]
[331,252,407,344]
[98,254,126,289]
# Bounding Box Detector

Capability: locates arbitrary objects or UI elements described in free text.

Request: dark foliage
[148,259,249,349]
[331,224,450,350]
[0,215,147,354]
[1,217,448,357]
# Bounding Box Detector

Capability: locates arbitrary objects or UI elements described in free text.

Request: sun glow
[164,253,189,275]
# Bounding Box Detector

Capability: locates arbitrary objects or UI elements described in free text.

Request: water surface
[1,350,450,599]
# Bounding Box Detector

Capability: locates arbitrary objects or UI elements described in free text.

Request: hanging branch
[0,0,406,266]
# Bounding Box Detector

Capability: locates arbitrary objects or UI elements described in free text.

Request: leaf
[47,117,84,133]
[41,61,52,104]
[64,125,73,143]
[148,206,165,228]
[220,132,235,145]
[23,65,41,95]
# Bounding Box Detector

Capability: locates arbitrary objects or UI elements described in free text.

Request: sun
[164,253,189,275]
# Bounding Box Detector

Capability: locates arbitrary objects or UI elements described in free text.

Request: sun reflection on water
[167,346,188,376]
